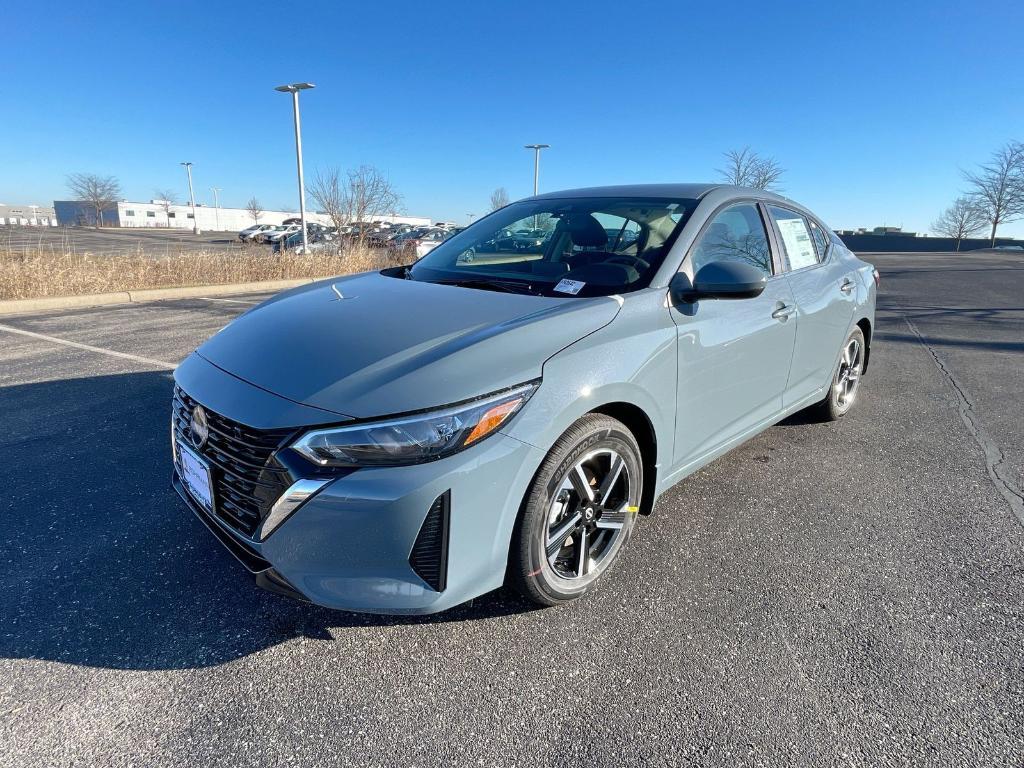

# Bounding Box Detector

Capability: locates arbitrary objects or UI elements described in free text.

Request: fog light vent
[409,491,450,592]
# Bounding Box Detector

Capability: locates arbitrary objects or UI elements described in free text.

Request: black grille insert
[172,386,295,537]
[409,491,450,592]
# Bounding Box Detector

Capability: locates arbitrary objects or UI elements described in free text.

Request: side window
[689,203,772,279]
[769,206,819,271]
[809,220,829,260]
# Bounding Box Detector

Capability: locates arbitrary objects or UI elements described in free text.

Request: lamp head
[275,82,316,93]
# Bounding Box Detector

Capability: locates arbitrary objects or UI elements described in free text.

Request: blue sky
[2,0,1023,235]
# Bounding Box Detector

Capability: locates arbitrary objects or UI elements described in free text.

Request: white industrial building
[53,200,430,232]
[0,204,58,226]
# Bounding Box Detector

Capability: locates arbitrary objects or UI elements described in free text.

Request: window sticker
[776,217,817,270]
[554,278,585,295]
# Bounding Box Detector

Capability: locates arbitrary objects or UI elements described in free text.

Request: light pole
[466,213,474,223]
[275,82,315,252]
[210,187,221,231]
[180,162,199,234]
[524,143,550,196]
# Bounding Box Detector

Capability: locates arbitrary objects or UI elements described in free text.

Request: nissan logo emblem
[190,405,209,449]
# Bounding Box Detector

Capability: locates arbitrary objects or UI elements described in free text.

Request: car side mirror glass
[673,262,768,303]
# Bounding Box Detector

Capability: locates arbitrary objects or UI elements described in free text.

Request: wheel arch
[856,317,872,373]
[588,401,659,516]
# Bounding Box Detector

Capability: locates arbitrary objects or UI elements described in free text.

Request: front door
[668,202,797,469]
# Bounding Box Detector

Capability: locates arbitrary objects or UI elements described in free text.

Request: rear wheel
[811,326,866,421]
[509,414,642,606]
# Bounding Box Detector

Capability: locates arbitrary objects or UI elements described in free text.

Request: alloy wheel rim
[545,448,632,580]
[835,338,863,408]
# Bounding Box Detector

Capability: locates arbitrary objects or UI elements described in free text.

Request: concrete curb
[0,278,316,316]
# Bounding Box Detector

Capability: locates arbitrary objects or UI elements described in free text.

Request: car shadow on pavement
[0,371,537,671]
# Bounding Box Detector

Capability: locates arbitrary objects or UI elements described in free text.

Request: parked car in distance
[273,229,332,253]
[261,225,300,244]
[391,226,450,259]
[366,227,405,248]
[238,223,279,242]
[171,183,877,615]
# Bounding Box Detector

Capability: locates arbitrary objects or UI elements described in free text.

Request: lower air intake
[409,491,450,592]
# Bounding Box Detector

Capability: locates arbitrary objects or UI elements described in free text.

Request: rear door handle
[840,278,855,294]
[771,304,796,320]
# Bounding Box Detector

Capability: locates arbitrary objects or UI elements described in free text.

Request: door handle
[840,278,855,294]
[771,304,796,320]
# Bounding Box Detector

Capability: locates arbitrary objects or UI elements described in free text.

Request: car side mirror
[671,262,768,303]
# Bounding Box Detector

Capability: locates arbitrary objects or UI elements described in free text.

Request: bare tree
[717,147,785,190]
[246,197,263,224]
[963,141,1024,246]
[66,173,122,228]
[342,166,403,244]
[490,187,510,211]
[932,196,988,251]
[308,169,346,231]
[153,189,177,227]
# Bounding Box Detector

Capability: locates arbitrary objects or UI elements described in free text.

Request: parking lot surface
[1,252,1022,766]
[1,225,247,255]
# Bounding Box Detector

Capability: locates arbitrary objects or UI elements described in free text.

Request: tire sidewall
[829,326,866,418]
[516,417,642,604]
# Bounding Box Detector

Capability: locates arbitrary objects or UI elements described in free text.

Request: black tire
[509,414,643,607]
[809,326,866,422]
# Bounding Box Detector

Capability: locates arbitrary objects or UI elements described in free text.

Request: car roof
[529,183,789,204]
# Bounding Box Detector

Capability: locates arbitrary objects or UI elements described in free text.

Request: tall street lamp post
[275,82,315,252]
[210,187,221,231]
[524,143,550,196]
[180,162,199,234]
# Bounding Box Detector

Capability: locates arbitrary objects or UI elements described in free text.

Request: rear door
[767,206,857,407]
[668,201,797,468]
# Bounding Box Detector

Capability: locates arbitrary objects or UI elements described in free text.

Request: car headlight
[289,382,538,467]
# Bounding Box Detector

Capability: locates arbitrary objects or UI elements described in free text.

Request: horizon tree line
[60,140,1024,246]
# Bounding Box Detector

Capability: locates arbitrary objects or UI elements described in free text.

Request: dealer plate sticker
[554,278,585,295]
[179,441,214,513]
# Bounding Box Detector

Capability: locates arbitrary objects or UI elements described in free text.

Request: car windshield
[409,197,698,297]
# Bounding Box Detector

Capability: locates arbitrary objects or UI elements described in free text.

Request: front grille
[409,491,450,592]
[172,386,295,537]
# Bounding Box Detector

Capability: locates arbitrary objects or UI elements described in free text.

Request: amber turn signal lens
[463,398,522,446]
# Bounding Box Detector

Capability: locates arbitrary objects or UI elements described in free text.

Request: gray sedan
[170,184,877,614]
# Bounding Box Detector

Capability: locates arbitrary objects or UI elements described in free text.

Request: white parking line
[199,297,258,305]
[0,323,176,370]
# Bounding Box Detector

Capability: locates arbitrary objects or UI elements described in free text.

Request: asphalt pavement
[1,253,1022,766]
[1,225,249,255]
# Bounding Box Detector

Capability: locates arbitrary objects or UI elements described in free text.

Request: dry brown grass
[0,245,408,301]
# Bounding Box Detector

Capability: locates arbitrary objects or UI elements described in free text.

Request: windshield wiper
[433,277,540,296]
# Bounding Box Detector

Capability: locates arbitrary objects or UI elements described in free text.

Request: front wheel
[811,326,866,421]
[509,414,642,607]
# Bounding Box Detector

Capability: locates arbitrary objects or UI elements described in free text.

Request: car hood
[196,271,621,419]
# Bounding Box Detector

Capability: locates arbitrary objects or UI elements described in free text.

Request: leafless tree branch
[962,141,1024,246]
[344,166,403,234]
[246,197,263,224]
[153,189,177,226]
[307,169,347,231]
[931,196,988,250]
[717,147,785,190]
[490,187,510,211]
[66,173,122,228]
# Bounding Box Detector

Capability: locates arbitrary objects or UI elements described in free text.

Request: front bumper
[172,473,309,603]
[171,372,545,615]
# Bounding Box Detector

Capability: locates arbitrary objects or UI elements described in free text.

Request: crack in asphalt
[903,314,1024,526]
